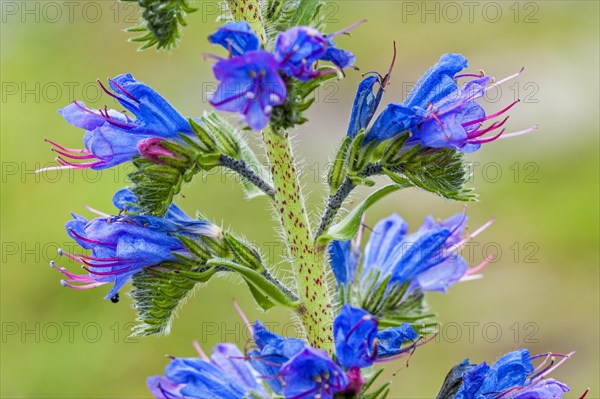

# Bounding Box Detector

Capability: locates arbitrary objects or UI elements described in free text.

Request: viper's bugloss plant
[37,0,587,398]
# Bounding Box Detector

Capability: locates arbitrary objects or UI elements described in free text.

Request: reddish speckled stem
[263,125,334,353]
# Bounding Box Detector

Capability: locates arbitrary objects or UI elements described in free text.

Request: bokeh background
[1,1,598,398]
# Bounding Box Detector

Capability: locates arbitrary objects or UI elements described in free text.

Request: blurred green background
[1,1,598,398]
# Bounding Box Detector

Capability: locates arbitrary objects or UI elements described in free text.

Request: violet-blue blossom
[210,50,286,130]
[274,25,357,82]
[51,195,221,300]
[329,212,491,298]
[453,349,572,399]
[279,347,348,399]
[148,343,265,399]
[39,74,192,172]
[362,54,536,151]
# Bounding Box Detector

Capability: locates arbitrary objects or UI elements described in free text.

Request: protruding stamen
[486,67,525,92]
[498,125,539,140]
[381,41,397,88]
[329,19,367,38]
[233,298,253,336]
[465,254,494,276]
[462,100,520,127]
[468,128,505,145]
[446,218,495,255]
[44,138,90,154]
[192,340,209,361]
[60,280,106,290]
[83,205,110,218]
[578,388,590,399]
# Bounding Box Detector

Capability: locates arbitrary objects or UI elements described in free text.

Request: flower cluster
[50,188,221,300]
[38,74,192,172]
[148,304,418,399]
[347,53,537,153]
[329,212,493,309]
[207,21,358,130]
[440,349,576,399]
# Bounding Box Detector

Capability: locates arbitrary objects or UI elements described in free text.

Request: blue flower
[329,212,489,298]
[208,21,260,56]
[248,320,305,395]
[51,197,221,300]
[334,305,418,369]
[333,305,378,369]
[454,349,572,399]
[40,74,192,172]
[280,347,348,399]
[148,343,266,399]
[210,50,286,130]
[363,54,536,151]
[274,26,356,82]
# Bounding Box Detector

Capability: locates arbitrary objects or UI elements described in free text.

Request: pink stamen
[83,265,134,276]
[462,100,519,127]
[486,67,525,92]
[56,156,103,169]
[465,254,494,276]
[498,125,539,140]
[51,261,96,282]
[232,298,253,336]
[61,280,106,290]
[446,218,495,255]
[579,388,590,399]
[192,340,209,361]
[466,116,510,139]
[329,19,367,38]
[51,148,97,160]
[468,128,505,145]
[533,351,575,380]
[98,79,139,110]
[108,79,140,103]
[44,138,90,154]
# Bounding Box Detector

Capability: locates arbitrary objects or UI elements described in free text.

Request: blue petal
[328,240,357,286]
[333,305,378,368]
[83,127,151,169]
[455,362,491,399]
[347,76,383,138]
[165,358,247,398]
[322,46,355,69]
[109,73,192,136]
[362,213,409,277]
[403,53,467,109]
[511,379,570,399]
[376,323,418,359]
[274,27,327,81]
[210,344,264,395]
[366,103,417,142]
[388,227,452,285]
[208,21,260,56]
[147,375,182,399]
[59,102,106,130]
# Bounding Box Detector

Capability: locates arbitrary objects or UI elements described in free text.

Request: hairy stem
[220,154,275,198]
[262,125,334,353]
[315,163,384,240]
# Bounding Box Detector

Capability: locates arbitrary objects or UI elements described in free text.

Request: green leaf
[262,0,325,46]
[123,0,196,50]
[207,259,301,310]
[316,184,411,245]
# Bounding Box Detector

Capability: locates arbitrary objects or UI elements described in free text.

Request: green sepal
[189,118,218,153]
[130,261,214,336]
[196,153,222,170]
[350,134,379,174]
[327,136,352,193]
[223,233,266,273]
[359,369,391,399]
[379,132,411,165]
[207,259,301,310]
[316,184,410,245]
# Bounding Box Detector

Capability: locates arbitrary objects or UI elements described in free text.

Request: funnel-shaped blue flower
[453,349,572,399]
[51,195,221,300]
[39,74,192,172]
[210,50,286,130]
